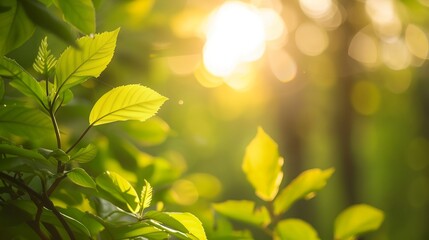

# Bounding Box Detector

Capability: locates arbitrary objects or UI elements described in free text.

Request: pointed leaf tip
[89,84,168,126]
[242,127,283,201]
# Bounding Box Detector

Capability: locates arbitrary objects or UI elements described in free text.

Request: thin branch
[48,108,62,150]
[47,174,67,196]
[66,124,94,153]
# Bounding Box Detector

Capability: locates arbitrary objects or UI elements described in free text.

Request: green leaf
[68,167,96,189]
[0,105,51,139]
[144,211,189,235]
[242,127,283,201]
[89,84,168,126]
[213,200,271,227]
[55,29,119,94]
[0,143,46,163]
[96,171,140,213]
[166,212,207,240]
[12,200,91,238]
[140,179,153,215]
[0,0,35,55]
[334,204,384,240]
[274,168,334,215]
[56,0,95,34]
[33,37,57,76]
[19,0,77,48]
[274,219,320,240]
[70,144,97,163]
[102,221,168,240]
[0,57,45,106]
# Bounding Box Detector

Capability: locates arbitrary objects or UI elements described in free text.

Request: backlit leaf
[0,0,35,55]
[242,127,283,201]
[68,167,96,189]
[274,168,334,215]
[335,204,384,240]
[102,221,168,240]
[89,84,168,126]
[56,0,95,34]
[166,212,207,240]
[274,219,320,240]
[0,105,51,139]
[0,57,45,106]
[144,211,188,234]
[70,144,97,163]
[213,200,271,227]
[33,37,57,76]
[55,29,119,94]
[140,179,152,215]
[96,171,140,213]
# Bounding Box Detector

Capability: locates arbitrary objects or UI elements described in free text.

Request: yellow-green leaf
[166,212,207,240]
[139,179,152,215]
[68,167,96,189]
[89,84,168,126]
[55,29,119,94]
[273,168,334,215]
[70,144,97,163]
[242,127,283,201]
[274,219,320,240]
[213,200,271,227]
[96,171,140,213]
[334,204,384,240]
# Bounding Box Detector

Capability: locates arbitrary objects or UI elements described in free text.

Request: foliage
[212,127,384,240]
[0,31,206,239]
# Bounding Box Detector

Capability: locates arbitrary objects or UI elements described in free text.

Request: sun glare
[202,1,285,86]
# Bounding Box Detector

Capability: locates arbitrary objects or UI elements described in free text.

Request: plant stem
[66,124,94,153]
[49,109,62,149]
[47,174,67,196]
[0,172,76,240]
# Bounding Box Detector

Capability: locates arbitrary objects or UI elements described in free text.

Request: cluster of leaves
[0,30,206,239]
[0,0,96,55]
[212,127,384,240]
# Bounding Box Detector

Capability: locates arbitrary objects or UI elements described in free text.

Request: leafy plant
[0,30,207,239]
[212,127,384,240]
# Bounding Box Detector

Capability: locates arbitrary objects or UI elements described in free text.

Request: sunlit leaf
[242,127,283,201]
[213,200,271,227]
[56,0,95,34]
[0,57,45,106]
[0,0,35,55]
[166,212,207,240]
[96,171,140,213]
[55,29,119,94]
[33,37,57,76]
[274,219,320,240]
[334,204,384,240]
[70,144,97,163]
[0,105,51,139]
[68,167,96,189]
[140,179,153,215]
[89,84,168,126]
[273,168,334,215]
[144,211,188,234]
[19,0,77,47]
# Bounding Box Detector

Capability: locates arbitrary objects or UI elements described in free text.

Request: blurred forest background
[5,0,429,239]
